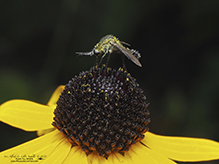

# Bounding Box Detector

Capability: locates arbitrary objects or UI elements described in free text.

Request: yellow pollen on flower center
[52,66,150,157]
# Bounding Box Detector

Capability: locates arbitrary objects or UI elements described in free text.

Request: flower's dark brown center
[52,65,150,157]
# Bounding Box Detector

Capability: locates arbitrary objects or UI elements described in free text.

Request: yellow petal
[40,138,71,164]
[87,153,110,164]
[37,128,56,136]
[108,142,176,164]
[0,130,63,154]
[108,150,141,164]
[125,148,148,164]
[122,152,138,164]
[143,132,219,162]
[36,85,65,136]
[125,142,176,164]
[108,153,125,164]
[0,99,54,131]
[47,85,65,107]
[62,146,88,164]
[0,130,71,164]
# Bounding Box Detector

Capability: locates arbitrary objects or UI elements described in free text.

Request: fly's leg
[106,53,111,67]
[98,51,107,66]
[121,54,127,71]
[95,55,99,66]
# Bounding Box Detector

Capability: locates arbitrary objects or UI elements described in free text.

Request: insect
[76,35,142,67]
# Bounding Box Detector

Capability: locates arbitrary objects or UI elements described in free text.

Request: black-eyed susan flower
[0,65,219,164]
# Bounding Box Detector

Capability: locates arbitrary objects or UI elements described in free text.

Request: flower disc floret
[52,65,150,157]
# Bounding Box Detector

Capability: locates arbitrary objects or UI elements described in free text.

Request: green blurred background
[0,1,219,163]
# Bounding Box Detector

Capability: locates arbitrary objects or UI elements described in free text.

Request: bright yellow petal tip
[0,85,64,131]
[0,99,54,131]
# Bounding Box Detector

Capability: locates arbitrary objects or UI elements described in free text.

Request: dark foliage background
[0,1,219,163]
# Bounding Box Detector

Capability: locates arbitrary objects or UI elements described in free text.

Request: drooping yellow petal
[47,85,65,107]
[125,142,176,164]
[0,130,71,164]
[62,146,88,164]
[143,132,219,162]
[0,99,54,131]
[87,152,110,164]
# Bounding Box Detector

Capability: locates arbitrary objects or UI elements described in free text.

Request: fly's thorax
[99,34,116,42]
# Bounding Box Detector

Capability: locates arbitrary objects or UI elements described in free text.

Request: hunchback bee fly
[76,34,142,68]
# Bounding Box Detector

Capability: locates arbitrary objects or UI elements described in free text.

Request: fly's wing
[120,41,131,46]
[111,42,142,67]
[129,49,141,59]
